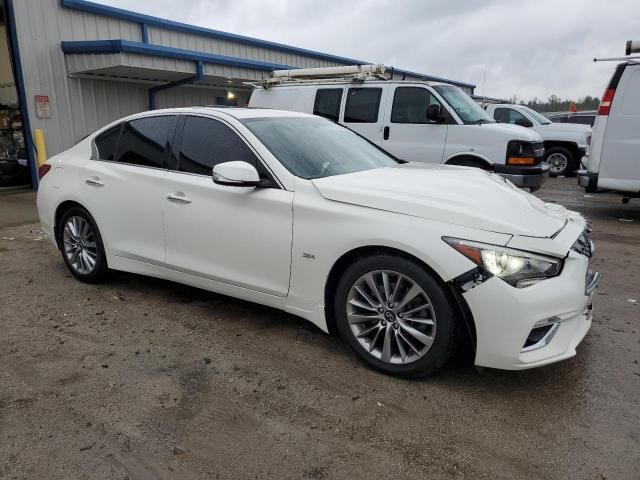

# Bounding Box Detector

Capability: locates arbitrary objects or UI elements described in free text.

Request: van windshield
[433,85,495,124]
[242,116,399,179]
[521,106,552,125]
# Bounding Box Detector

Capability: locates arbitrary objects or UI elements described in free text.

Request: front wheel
[545,147,574,177]
[334,254,459,377]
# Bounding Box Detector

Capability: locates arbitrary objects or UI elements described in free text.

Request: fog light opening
[522,319,561,352]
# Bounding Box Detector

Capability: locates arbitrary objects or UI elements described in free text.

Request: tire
[57,206,109,283]
[545,146,574,177]
[333,254,459,378]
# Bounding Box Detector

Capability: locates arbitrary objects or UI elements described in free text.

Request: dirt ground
[0,177,638,480]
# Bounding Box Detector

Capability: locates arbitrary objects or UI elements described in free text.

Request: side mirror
[212,161,260,189]
[426,103,444,122]
[515,117,534,128]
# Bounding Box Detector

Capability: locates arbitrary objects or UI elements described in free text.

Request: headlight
[505,140,544,166]
[443,237,563,288]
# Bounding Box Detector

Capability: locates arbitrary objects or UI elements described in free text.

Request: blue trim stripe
[60,0,362,65]
[6,0,39,190]
[61,39,292,71]
[60,0,475,90]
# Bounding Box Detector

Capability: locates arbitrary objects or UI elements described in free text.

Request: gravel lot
[1,178,638,480]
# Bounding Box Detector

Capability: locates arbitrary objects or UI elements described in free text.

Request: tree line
[507,95,600,113]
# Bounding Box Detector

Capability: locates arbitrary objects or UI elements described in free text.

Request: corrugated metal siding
[13,0,146,155]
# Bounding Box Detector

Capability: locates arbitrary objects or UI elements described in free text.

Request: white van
[249,66,548,190]
[485,103,591,177]
[578,41,640,199]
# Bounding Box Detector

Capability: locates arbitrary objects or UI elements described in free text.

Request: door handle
[84,176,104,187]
[167,192,192,204]
[383,126,390,140]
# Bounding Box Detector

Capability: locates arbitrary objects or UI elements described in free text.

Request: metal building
[1,0,475,190]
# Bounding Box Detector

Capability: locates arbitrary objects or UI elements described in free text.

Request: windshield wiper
[471,119,492,125]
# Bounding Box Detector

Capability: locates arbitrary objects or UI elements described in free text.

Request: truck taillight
[38,164,51,179]
[597,88,615,116]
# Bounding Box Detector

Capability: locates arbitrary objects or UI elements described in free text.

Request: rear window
[94,125,121,160]
[344,88,382,123]
[114,116,178,169]
[313,89,343,122]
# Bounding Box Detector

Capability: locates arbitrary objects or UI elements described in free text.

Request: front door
[380,86,448,163]
[162,115,294,297]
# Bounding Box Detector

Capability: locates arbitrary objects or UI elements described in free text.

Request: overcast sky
[101,0,637,101]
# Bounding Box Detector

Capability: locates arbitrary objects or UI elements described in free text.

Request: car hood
[539,122,591,139]
[312,163,570,238]
[481,122,542,141]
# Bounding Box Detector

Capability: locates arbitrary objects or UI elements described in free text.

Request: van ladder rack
[244,64,388,89]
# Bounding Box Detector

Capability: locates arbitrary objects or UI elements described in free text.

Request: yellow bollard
[34,129,48,167]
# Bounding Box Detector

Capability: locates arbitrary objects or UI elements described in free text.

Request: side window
[178,116,269,178]
[114,116,178,168]
[391,87,442,124]
[313,89,343,122]
[94,125,121,160]
[344,88,382,123]
[494,107,527,124]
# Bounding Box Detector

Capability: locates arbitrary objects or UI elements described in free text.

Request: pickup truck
[485,104,591,177]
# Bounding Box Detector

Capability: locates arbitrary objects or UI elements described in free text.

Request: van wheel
[58,207,109,283]
[333,254,459,378]
[545,147,574,177]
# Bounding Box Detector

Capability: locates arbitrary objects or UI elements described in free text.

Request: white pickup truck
[485,104,591,177]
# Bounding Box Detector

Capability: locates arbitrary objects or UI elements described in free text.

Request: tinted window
[114,116,178,168]
[494,107,527,124]
[567,116,595,125]
[391,87,442,124]
[178,116,266,177]
[313,89,343,122]
[344,88,382,123]
[94,125,121,160]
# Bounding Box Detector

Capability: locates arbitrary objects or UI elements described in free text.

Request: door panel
[163,173,294,296]
[381,86,448,163]
[341,87,387,145]
[81,115,178,263]
[163,115,293,296]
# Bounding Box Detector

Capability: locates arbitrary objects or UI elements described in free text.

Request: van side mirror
[515,117,534,128]
[212,161,260,189]
[426,104,444,122]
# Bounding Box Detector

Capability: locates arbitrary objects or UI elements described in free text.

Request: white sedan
[37,108,599,377]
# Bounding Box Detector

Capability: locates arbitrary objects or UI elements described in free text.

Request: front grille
[572,230,593,258]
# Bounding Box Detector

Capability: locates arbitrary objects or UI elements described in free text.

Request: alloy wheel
[548,152,569,175]
[346,270,437,364]
[63,216,98,275]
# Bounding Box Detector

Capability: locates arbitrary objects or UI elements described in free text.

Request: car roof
[129,106,314,120]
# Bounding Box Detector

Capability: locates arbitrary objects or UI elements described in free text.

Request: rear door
[600,66,640,186]
[380,85,448,163]
[162,115,294,296]
[340,86,386,145]
[83,115,178,264]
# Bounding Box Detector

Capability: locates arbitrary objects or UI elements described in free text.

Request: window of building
[391,87,442,124]
[313,89,343,122]
[94,124,122,161]
[114,116,178,168]
[344,88,382,123]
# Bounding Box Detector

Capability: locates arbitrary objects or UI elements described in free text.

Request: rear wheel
[58,207,109,283]
[545,146,574,177]
[334,254,459,377]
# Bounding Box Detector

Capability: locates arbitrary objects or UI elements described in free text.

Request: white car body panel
[37,107,595,371]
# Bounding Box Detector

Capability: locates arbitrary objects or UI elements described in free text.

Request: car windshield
[522,106,552,125]
[433,85,495,124]
[242,116,399,179]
